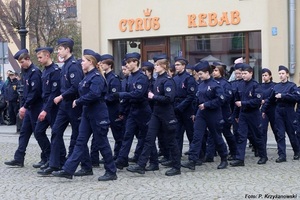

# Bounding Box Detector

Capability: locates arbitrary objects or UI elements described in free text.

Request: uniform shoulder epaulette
[72,60,77,64]
[32,68,36,72]
[114,74,119,78]
[95,72,100,76]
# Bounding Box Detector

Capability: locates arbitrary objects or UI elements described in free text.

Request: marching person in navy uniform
[114,52,152,169]
[118,60,131,145]
[230,64,268,167]
[4,49,43,167]
[127,54,181,176]
[128,61,155,163]
[52,49,117,181]
[260,68,278,148]
[173,56,196,156]
[99,54,123,160]
[39,38,84,175]
[262,65,300,162]
[203,63,237,161]
[230,63,244,145]
[32,47,61,170]
[181,61,228,170]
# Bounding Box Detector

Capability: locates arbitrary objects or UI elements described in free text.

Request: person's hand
[148,91,154,99]
[275,93,282,99]
[19,107,26,119]
[54,95,63,104]
[235,101,242,107]
[38,110,47,121]
[199,103,205,110]
[72,100,77,108]
[191,115,195,122]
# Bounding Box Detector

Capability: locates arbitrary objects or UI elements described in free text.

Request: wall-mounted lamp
[129,41,137,48]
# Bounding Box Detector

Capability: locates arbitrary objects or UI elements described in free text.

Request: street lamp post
[18,0,28,49]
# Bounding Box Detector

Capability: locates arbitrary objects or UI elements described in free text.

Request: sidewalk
[0,124,299,200]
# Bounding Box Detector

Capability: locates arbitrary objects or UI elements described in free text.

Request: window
[196,35,210,51]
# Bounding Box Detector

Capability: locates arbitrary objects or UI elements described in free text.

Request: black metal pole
[18,0,28,49]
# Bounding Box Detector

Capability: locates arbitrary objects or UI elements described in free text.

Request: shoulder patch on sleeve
[257,94,261,98]
[190,87,195,92]
[70,73,75,78]
[166,87,171,92]
[53,82,57,87]
[137,84,142,89]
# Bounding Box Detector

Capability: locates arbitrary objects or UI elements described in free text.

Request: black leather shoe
[158,157,168,163]
[126,164,145,174]
[217,161,228,169]
[74,168,93,176]
[145,164,159,171]
[184,151,190,155]
[275,157,286,163]
[98,172,117,181]
[195,159,202,166]
[32,160,46,168]
[128,156,138,163]
[161,160,173,167]
[40,161,49,170]
[165,168,181,176]
[115,160,129,170]
[37,167,60,175]
[227,155,236,161]
[293,153,300,160]
[181,160,196,170]
[4,159,24,167]
[52,170,73,179]
[203,157,214,163]
[257,157,268,165]
[230,160,245,167]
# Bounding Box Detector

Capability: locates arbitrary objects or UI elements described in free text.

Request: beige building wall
[82,0,299,83]
[81,0,101,53]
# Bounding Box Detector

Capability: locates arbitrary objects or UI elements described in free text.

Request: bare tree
[0,0,81,61]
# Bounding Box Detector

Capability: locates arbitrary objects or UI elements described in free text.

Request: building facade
[81,0,300,83]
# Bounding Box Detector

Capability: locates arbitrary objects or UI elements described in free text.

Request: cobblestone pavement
[0,126,299,200]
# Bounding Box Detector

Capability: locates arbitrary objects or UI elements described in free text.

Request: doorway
[142,37,168,62]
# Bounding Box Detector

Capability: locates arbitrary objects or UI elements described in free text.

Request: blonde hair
[156,59,170,71]
[84,55,105,77]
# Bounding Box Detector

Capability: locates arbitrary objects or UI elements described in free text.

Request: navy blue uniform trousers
[14,104,42,162]
[49,100,81,168]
